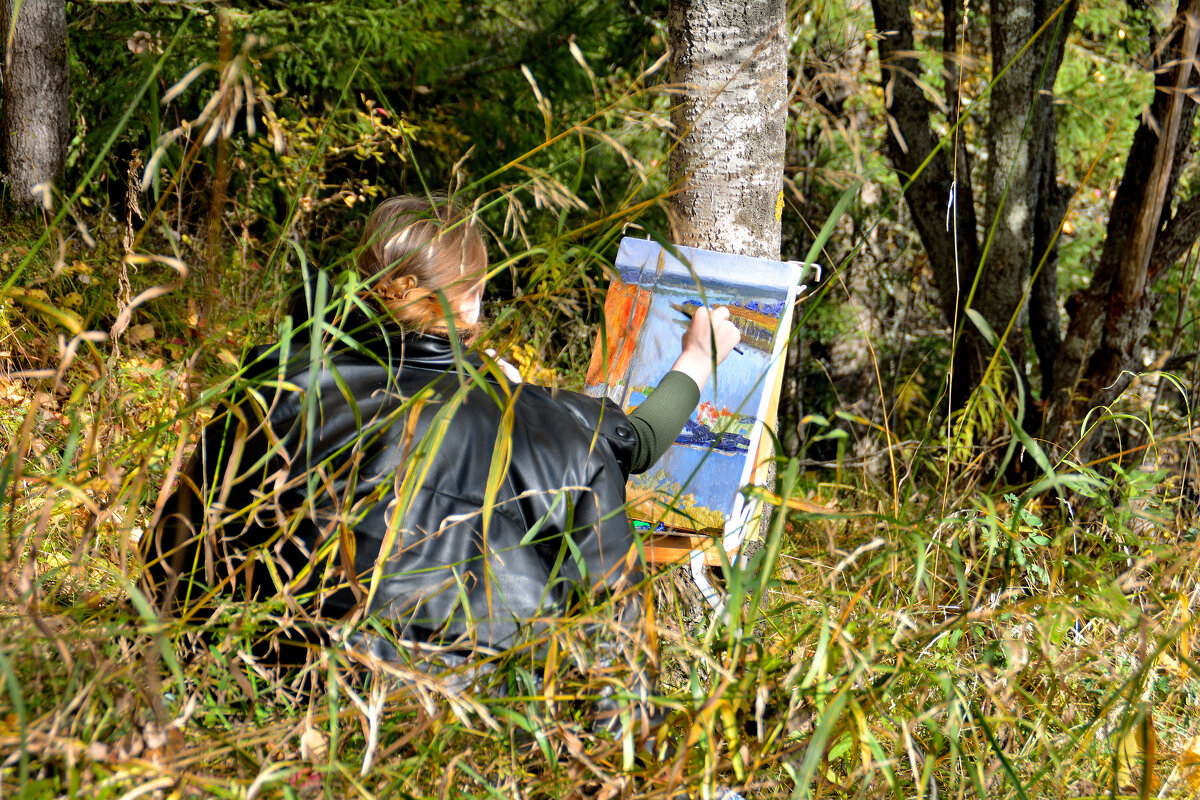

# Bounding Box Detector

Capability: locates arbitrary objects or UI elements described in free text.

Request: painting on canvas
[585,237,806,535]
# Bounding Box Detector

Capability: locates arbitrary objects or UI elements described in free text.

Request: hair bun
[356,194,488,343]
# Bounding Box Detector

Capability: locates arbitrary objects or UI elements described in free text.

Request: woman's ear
[457,284,484,325]
[460,297,481,324]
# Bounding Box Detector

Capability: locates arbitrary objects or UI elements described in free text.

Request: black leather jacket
[143,312,640,652]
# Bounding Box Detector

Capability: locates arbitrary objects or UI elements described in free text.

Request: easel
[637,266,812,609]
[586,237,818,610]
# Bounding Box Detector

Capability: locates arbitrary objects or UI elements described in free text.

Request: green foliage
[5,0,1200,797]
[996,491,1052,587]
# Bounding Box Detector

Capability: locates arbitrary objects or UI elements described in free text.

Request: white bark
[668,0,787,260]
[1,0,69,208]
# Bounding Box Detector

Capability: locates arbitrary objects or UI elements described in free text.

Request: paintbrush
[669,302,745,354]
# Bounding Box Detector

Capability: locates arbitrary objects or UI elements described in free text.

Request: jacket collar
[241,287,484,380]
[289,298,482,372]
[361,326,482,371]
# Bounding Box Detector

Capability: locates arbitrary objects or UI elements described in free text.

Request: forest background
[3,0,1200,797]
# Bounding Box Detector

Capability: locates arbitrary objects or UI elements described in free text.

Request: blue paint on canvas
[588,238,803,530]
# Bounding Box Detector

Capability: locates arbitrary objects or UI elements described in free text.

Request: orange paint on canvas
[586,279,652,386]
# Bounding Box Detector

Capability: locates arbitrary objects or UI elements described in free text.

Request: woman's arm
[627,370,698,473]
[627,306,741,473]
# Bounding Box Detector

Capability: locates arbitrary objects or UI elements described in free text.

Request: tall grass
[3,4,1200,799]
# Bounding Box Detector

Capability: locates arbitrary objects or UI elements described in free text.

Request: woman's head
[356,195,488,339]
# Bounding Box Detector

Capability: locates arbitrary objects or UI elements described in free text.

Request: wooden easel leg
[689,546,725,613]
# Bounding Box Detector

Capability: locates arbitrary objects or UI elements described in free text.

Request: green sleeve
[627,370,701,474]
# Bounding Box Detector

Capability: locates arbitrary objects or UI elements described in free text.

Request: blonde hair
[356,195,488,341]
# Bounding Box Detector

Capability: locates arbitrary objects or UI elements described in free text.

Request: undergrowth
[5,211,1199,796]
[4,412,1200,799]
[4,3,1200,799]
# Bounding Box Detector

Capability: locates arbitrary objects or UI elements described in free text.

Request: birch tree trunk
[664,0,787,603]
[1,0,69,209]
[667,0,787,259]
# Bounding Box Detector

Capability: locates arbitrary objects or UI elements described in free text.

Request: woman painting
[141,195,740,676]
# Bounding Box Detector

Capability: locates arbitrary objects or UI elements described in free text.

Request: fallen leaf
[300,726,328,765]
[1182,735,1200,790]
[1115,712,1158,793]
[129,323,156,344]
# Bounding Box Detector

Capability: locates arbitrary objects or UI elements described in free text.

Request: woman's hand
[670,305,741,390]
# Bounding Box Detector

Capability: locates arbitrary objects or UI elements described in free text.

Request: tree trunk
[871,0,1076,409]
[872,0,985,401]
[1025,4,1076,403]
[1,0,69,209]
[871,0,980,327]
[666,0,787,599]
[1042,0,1200,459]
[978,0,1076,366]
[667,0,787,259]
[980,0,1039,343]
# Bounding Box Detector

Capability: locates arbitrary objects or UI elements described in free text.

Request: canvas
[586,237,809,543]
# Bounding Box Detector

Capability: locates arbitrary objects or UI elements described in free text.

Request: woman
[142,195,740,668]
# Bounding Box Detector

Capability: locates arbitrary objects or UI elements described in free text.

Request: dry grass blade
[4,5,1200,798]
[111,254,189,340]
[160,63,212,106]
